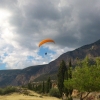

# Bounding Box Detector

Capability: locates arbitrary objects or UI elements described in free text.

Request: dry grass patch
[0,91,61,100]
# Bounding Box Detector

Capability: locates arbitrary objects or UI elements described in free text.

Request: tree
[63,59,73,100]
[57,60,67,98]
[68,59,72,79]
[46,77,52,93]
[49,88,60,98]
[42,81,45,93]
[67,59,73,100]
[27,82,33,90]
[64,57,100,100]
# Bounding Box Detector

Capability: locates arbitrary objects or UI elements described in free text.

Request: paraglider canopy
[38,38,55,47]
[38,38,55,56]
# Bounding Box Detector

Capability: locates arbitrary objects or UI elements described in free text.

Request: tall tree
[57,60,67,98]
[42,81,45,93]
[67,59,73,100]
[46,76,52,93]
[64,57,100,100]
[68,59,72,79]
[27,82,33,90]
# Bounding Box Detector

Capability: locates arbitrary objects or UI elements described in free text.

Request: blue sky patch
[38,46,56,58]
[0,63,6,70]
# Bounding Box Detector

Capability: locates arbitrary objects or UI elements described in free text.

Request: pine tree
[28,82,33,90]
[68,59,72,79]
[68,59,73,99]
[46,77,52,93]
[42,81,45,93]
[57,60,67,97]
[64,61,69,97]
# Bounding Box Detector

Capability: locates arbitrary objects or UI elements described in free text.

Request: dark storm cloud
[53,0,100,48]
[0,0,100,69]
[1,0,100,49]
[9,0,61,37]
[0,0,18,10]
[24,0,60,20]
[5,0,61,49]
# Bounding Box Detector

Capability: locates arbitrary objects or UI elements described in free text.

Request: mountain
[0,39,100,87]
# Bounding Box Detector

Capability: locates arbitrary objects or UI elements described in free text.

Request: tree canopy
[64,57,100,100]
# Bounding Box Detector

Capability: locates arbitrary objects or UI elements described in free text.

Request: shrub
[0,88,3,94]
[0,86,17,95]
[49,88,60,98]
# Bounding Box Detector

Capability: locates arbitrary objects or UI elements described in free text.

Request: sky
[0,0,100,70]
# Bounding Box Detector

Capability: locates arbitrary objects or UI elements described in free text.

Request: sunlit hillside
[0,90,61,100]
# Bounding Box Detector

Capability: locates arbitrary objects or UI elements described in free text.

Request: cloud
[0,0,100,69]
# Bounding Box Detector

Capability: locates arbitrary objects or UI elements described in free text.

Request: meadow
[0,91,61,100]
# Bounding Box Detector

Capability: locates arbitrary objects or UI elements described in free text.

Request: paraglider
[38,38,55,55]
[39,38,55,47]
[45,52,47,55]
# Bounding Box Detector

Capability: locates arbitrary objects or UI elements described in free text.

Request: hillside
[0,39,100,87]
[0,89,61,100]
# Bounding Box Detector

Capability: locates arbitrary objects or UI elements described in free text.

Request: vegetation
[23,76,52,94]
[64,57,100,100]
[67,59,73,100]
[27,82,33,90]
[42,81,45,93]
[2,56,100,100]
[57,60,67,98]
[46,77,52,93]
[49,88,60,98]
[0,92,60,100]
[0,86,17,95]
[57,59,74,100]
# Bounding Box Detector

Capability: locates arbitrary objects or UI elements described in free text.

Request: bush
[49,88,60,98]
[68,97,73,100]
[0,86,17,95]
[0,88,3,94]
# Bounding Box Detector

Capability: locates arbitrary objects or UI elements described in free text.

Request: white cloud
[0,0,100,69]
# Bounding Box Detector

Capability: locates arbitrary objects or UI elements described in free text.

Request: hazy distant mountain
[0,39,100,87]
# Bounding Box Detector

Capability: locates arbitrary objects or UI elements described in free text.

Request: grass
[0,90,61,100]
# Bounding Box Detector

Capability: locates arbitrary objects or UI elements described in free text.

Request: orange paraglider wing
[39,39,55,47]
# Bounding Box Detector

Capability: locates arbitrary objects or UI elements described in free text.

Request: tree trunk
[79,92,90,100]
[80,92,83,100]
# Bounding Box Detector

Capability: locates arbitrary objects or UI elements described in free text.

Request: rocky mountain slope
[0,39,100,87]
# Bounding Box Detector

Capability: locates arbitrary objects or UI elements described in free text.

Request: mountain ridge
[0,39,100,87]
